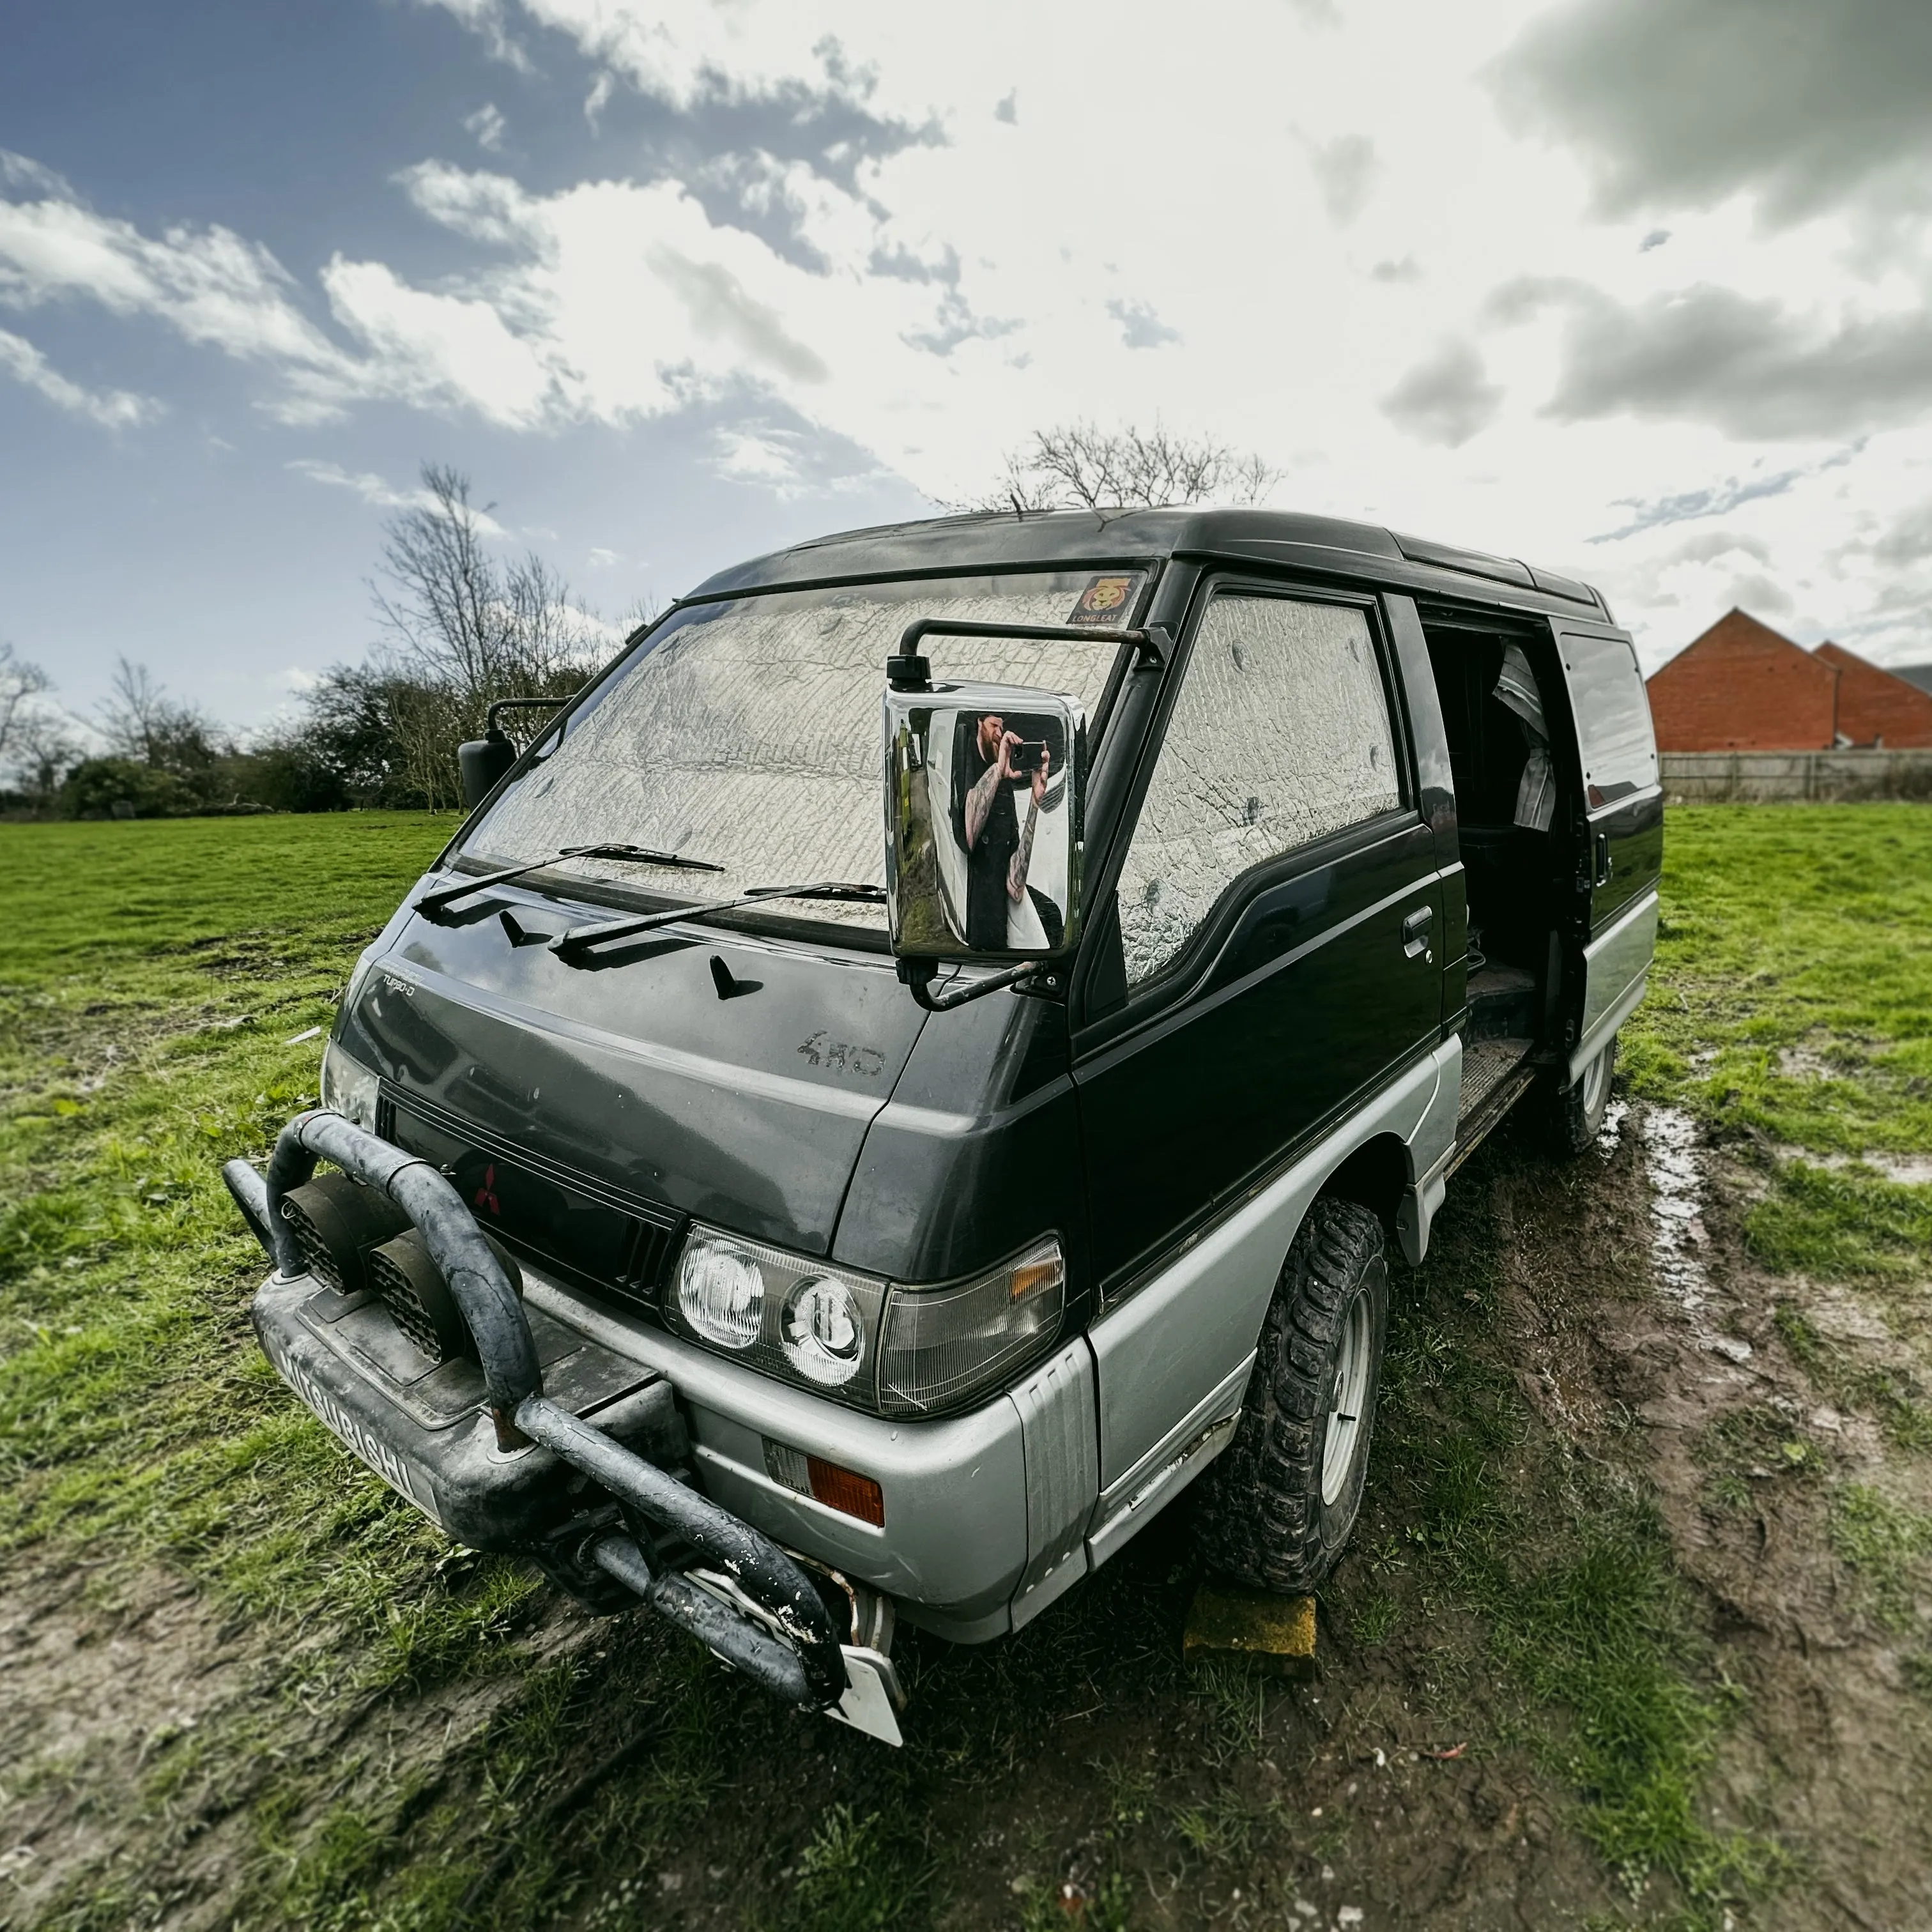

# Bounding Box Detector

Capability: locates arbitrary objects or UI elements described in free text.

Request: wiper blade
[415,843,726,917]
[550,881,886,957]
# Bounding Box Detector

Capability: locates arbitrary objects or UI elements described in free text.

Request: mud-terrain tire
[1545,1033,1616,1157]
[1193,1198,1388,1593]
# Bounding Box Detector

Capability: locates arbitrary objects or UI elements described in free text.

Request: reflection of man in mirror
[953,712,1050,949]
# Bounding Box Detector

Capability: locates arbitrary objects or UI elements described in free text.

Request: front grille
[385,1092,682,1317]
[369,1243,453,1362]
[622,1221,675,1305]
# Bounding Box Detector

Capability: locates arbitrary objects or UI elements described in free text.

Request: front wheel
[1193,1198,1388,1593]
[1546,1033,1616,1156]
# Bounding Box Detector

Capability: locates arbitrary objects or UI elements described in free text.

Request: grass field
[2,804,1929,1932]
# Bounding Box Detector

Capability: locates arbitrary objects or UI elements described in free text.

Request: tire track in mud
[1591,1100,1932,1932]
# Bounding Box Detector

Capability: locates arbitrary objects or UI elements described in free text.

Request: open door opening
[1419,613,1576,1126]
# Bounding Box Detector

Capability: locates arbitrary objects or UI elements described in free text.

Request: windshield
[461,569,1144,931]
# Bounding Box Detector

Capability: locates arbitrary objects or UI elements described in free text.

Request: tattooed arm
[963,755,1004,850]
[1006,744,1050,901]
[1006,795,1039,901]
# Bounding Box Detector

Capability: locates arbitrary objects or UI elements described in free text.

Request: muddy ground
[4,1093,1930,1932]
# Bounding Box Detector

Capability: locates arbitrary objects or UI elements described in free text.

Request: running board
[1447,1051,1539,1178]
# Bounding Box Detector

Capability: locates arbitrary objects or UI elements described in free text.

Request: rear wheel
[1547,1033,1616,1156]
[1193,1198,1388,1593]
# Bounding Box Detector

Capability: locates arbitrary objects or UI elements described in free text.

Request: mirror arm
[888,617,1166,691]
[896,957,1052,1013]
[486,696,571,737]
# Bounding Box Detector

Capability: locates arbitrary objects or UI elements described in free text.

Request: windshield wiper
[550,881,886,958]
[415,843,726,917]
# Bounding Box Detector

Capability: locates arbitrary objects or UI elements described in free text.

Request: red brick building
[1646,609,1932,751]
[1814,641,1932,749]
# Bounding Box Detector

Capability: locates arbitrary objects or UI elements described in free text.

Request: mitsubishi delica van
[221,507,1660,1744]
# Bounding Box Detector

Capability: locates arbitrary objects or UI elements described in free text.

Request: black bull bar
[222,1109,846,1712]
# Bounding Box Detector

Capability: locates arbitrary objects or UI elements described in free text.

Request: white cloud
[11,0,1932,677]
[318,255,559,426]
[464,103,507,151]
[287,457,510,535]
[0,187,368,422]
[0,326,158,427]
[713,424,804,487]
[0,149,77,199]
[422,0,534,73]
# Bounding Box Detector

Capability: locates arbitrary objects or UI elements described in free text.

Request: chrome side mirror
[884,680,1086,965]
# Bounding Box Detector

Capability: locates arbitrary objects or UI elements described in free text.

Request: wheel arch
[1315,1131,1409,1245]
[1085,1038,1460,1494]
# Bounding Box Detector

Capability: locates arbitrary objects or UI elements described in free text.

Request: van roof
[684,505,1611,620]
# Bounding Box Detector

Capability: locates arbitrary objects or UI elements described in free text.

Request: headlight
[668,1226,884,1407]
[780,1276,866,1388]
[677,1236,765,1350]
[320,1038,379,1131]
[878,1236,1065,1417]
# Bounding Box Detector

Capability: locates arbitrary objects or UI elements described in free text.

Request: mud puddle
[1638,1103,1758,1366]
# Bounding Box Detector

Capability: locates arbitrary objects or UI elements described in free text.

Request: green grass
[1745,1158,1932,1280]
[0,813,452,1012]
[1623,804,1932,1282]
[1623,805,1932,1154]
[0,815,473,1657]
[1828,1485,1932,1633]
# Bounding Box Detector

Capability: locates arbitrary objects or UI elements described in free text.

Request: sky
[3,0,1931,733]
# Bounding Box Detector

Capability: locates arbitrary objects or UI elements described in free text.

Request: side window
[1116,595,1402,988]
[1559,633,1658,808]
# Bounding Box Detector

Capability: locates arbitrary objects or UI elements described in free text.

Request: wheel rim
[1321,1289,1373,1508]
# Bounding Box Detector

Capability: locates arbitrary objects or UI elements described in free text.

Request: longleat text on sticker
[1068,573,1140,627]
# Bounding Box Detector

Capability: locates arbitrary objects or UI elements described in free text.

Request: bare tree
[8,705,83,809]
[983,420,1280,513]
[615,592,663,642]
[96,656,221,770]
[0,642,51,771]
[0,643,82,809]
[372,463,602,712]
[96,656,168,763]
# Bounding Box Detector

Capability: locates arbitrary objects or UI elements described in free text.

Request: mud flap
[829,1646,906,1745]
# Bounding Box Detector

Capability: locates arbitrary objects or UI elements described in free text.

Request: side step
[1447,1035,1537,1177]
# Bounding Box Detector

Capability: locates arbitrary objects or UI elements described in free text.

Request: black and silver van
[222,508,1660,1744]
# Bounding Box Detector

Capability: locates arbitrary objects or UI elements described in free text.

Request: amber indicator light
[806,1455,885,1528]
[1008,1256,1062,1303]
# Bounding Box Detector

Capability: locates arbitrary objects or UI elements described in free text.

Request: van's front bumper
[512,1262,1100,1644]
[232,1108,1100,1726]
[247,1248,1098,1646]
[231,1111,881,1729]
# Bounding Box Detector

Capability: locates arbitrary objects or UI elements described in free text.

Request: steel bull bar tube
[227,1110,845,1711]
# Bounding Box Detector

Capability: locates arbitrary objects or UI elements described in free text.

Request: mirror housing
[884,678,1087,964]
[457,729,516,810]
[457,696,573,813]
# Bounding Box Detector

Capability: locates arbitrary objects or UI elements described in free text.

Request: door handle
[1401,906,1433,960]
[1593,831,1613,887]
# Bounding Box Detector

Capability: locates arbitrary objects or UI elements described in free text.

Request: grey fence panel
[1660,750,1932,803]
